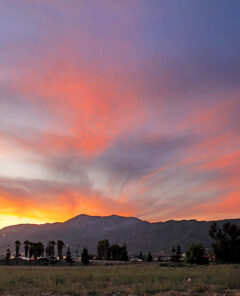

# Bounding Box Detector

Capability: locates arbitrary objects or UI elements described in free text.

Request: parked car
[130,258,143,262]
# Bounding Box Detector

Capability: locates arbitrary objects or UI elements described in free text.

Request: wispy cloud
[0,0,240,226]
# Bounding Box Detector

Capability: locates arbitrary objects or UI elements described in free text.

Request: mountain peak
[64,214,141,224]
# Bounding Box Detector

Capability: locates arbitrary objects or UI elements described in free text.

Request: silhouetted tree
[97,239,110,260]
[57,240,64,259]
[146,252,153,262]
[209,222,240,263]
[97,241,128,261]
[120,244,128,262]
[50,240,56,258]
[139,251,143,260]
[5,247,11,265]
[97,240,104,259]
[110,244,121,260]
[27,242,41,261]
[171,246,176,262]
[29,242,34,258]
[37,242,44,257]
[45,244,50,258]
[66,247,73,264]
[24,240,30,257]
[33,243,38,262]
[46,241,56,258]
[104,239,110,260]
[15,240,21,258]
[185,243,208,265]
[81,248,89,265]
[176,245,182,263]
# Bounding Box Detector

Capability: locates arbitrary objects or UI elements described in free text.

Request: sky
[0,0,240,228]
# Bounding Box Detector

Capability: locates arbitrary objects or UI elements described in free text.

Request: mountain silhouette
[0,214,239,255]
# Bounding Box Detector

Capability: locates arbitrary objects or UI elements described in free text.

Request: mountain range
[0,214,239,255]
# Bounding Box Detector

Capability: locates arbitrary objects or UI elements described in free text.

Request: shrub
[185,243,209,265]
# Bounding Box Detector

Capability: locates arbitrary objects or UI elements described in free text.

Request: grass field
[0,263,239,296]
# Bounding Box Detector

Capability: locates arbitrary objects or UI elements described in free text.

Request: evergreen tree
[81,248,89,265]
[146,252,153,262]
[5,247,11,264]
[171,246,176,262]
[66,247,73,264]
[176,245,182,263]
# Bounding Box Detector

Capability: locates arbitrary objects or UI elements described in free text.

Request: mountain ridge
[3,214,239,230]
[0,214,239,255]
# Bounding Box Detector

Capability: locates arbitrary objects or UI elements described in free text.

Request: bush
[185,243,209,265]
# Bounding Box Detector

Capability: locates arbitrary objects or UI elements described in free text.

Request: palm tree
[29,242,34,258]
[37,242,44,257]
[33,243,38,260]
[46,241,56,258]
[15,240,21,258]
[50,240,56,258]
[45,244,51,258]
[24,240,30,257]
[57,240,64,259]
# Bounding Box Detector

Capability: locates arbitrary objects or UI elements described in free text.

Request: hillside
[0,214,239,255]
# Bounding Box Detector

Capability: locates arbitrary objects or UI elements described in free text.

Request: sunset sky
[0,0,240,228]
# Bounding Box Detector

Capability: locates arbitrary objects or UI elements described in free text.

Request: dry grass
[0,263,239,295]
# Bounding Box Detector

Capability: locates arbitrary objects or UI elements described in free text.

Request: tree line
[96,239,128,261]
[96,221,240,264]
[3,221,240,265]
[169,221,240,264]
[122,222,240,265]
[4,239,88,265]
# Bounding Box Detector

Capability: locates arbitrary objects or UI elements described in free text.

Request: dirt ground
[0,290,240,296]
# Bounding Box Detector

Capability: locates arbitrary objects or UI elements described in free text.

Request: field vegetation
[0,222,239,295]
[0,263,239,296]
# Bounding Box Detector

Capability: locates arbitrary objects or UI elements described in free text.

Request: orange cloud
[191,191,240,220]
[199,150,240,171]
[4,57,145,156]
[0,186,136,225]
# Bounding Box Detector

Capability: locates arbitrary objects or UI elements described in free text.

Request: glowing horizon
[0,1,240,228]
[1,212,238,230]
